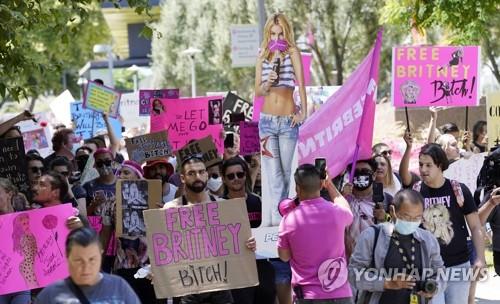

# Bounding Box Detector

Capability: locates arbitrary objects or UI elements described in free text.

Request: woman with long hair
[12,213,39,289]
[373,154,401,197]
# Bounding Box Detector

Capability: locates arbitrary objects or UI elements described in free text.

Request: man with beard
[143,158,178,204]
[83,148,117,273]
[342,158,393,258]
[221,157,275,304]
[162,155,256,304]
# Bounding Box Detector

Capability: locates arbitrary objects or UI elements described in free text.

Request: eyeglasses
[96,159,113,168]
[226,172,245,180]
[29,166,44,174]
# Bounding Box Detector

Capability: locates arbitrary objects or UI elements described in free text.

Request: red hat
[94,148,113,158]
[119,160,144,179]
[143,158,174,179]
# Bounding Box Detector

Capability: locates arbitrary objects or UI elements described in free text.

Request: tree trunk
[484,37,500,85]
[310,42,331,85]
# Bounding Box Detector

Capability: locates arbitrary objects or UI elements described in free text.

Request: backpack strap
[65,277,90,304]
[370,225,380,268]
[450,179,464,208]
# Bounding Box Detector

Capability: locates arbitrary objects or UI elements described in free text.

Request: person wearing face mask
[43,128,77,167]
[342,159,393,259]
[82,148,118,273]
[206,163,224,196]
[349,189,445,304]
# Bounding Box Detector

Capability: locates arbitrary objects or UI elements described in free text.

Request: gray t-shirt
[35,273,140,304]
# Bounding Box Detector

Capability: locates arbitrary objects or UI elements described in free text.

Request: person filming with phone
[278,163,353,303]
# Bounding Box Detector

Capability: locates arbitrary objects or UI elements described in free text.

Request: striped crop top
[261,54,295,89]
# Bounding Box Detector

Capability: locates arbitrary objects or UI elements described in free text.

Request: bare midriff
[261,87,295,116]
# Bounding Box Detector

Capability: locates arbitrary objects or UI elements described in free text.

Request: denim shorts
[269,259,292,284]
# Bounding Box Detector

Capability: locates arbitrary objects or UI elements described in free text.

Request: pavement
[475,270,500,303]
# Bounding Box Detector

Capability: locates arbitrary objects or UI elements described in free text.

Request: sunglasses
[226,172,245,181]
[29,166,44,174]
[96,159,113,168]
[181,153,204,166]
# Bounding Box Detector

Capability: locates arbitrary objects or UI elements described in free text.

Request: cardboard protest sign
[487,91,500,149]
[83,81,121,118]
[126,131,172,164]
[223,93,253,131]
[175,136,222,169]
[70,102,122,140]
[115,179,162,237]
[239,121,260,155]
[444,152,486,194]
[392,46,480,107]
[144,198,258,298]
[0,204,74,295]
[16,112,53,158]
[150,96,224,152]
[0,137,29,193]
[120,93,149,132]
[139,89,180,116]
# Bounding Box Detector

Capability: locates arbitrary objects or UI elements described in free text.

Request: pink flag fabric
[298,30,383,178]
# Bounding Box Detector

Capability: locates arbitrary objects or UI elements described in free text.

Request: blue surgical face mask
[394,217,421,235]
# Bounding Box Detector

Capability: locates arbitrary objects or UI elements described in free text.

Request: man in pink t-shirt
[278,164,354,303]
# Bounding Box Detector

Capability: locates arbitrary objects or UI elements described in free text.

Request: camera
[415,279,437,294]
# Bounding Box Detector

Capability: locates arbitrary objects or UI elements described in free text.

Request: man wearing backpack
[400,139,486,304]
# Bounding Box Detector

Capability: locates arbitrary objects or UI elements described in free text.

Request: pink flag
[298,30,383,178]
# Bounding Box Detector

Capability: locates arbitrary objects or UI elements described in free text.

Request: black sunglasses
[181,153,204,167]
[96,159,113,168]
[226,172,245,181]
[29,166,44,174]
[354,169,373,176]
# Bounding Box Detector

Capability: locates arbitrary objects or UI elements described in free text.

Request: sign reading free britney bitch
[392,46,480,107]
[144,198,258,298]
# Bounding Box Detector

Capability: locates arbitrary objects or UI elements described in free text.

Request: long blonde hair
[260,13,296,61]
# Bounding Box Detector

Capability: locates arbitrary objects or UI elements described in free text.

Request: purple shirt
[278,197,353,299]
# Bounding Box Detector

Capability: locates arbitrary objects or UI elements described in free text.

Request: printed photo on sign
[22,129,49,151]
[151,98,165,116]
[208,99,223,125]
[0,204,74,296]
[139,89,179,116]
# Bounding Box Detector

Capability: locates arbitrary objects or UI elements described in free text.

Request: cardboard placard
[223,92,253,131]
[83,81,121,118]
[0,204,74,295]
[0,137,29,193]
[144,198,259,298]
[444,152,487,194]
[125,131,172,164]
[239,121,260,155]
[139,89,180,116]
[175,136,222,169]
[150,96,224,153]
[487,91,500,149]
[70,102,122,140]
[392,46,480,107]
[115,179,162,237]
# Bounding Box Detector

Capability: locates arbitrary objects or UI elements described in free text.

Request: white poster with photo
[17,113,53,157]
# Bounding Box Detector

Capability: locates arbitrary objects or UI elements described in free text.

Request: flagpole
[349,29,383,182]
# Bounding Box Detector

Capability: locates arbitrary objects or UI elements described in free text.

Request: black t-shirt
[380,234,423,304]
[479,190,500,251]
[222,193,262,228]
[419,179,477,267]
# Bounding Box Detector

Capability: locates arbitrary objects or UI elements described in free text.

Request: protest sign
[0,204,74,295]
[444,152,486,194]
[487,91,500,149]
[150,96,224,152]
[231,24,259,67]
[115,179,162,237]
[83,81,121,118]
[139,89,179,116]
[70,102,122,140]
[392,46,480,107]
[120,93,149,132]
[17,112,53,157]
[88,215,103,233]
[0,137,29,193]
[223,92,253,131]
[144,198,258,298]
[49,90,75,127]
[239,122,260,155]
[126,131,172,164]
[175,136,222,169]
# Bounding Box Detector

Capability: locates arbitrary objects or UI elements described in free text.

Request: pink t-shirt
[277,197,353,299]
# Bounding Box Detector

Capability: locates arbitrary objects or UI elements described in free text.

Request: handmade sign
[487,91,500,149]
[70,102,122,140]
[119,93,149,131]
[144,198,258,298]
[444,152,487,194]
[175,136,222,169]
[115,179,162,237]
[17,112,53,158]
[239,122,260,155]
[140,89,179,116]
[83,81,121,118]
[392,46,480,107]
[150,96,224,152]
[223,92,253,131]
[126,131,172,164]
[0,204,74,295]
[0,137,29,193]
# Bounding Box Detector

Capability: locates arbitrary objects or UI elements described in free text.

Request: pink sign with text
[392,46,480,108]
[150,96,224,153]
[0,204,74,295]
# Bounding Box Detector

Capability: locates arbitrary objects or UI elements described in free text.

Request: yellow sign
[486,91,500,149]
[84,81,121,118]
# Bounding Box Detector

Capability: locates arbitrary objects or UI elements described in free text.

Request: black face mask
[353,174,373,191]
[76,155,89,172]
